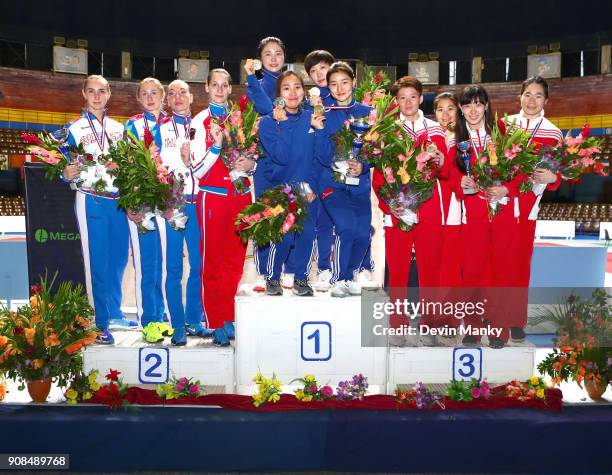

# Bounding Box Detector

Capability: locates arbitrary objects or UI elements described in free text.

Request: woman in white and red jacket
[372,76,450,332]
[450,85,497,346]
[190,69,255,346]
[496,76,562,344]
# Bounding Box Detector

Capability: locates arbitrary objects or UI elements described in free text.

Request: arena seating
[0,195,25,215]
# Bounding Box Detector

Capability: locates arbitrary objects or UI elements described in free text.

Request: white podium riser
[235,294,387,394]
[388,346,535,391]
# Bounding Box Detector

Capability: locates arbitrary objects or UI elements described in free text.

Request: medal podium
[234,288,388,394]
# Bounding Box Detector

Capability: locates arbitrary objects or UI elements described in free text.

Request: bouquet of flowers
[470,117,538,218]
[156,376,204,400]
[291,374,334,402]
[447,378,491,402]
[533,124,605,182]
[23,129,117,192]
[336,373,369,401]
[94,369,130,410]
[65,369,101,404]
[221,96,264,193]
[0,275,98,389]
[252,371,282,407]
[505,376,548,401]
[107,130,187,233]
[396,382,445,409]
[354,66,392,106]
[372,131,441,231]
[235,184,308,246]
[535,289,612,388]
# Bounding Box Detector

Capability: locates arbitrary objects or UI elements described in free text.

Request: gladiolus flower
[24,328,36,346]
[384,167,396,184]
[21,133,43,145]
[580,124,591,138]
[238,95,249,112]
[281,213,296,233]
[44,333,60,347]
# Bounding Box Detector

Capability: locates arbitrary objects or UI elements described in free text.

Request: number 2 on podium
[138,348,170,384]
[301,322,332,361]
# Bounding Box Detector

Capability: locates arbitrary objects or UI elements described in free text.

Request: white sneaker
[330,280,348,298]
[355,269,378,289]
[345,279,362,296]
[314,269,332,291]
[281,273,294,289]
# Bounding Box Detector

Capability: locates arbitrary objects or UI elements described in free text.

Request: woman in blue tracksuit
[258,71,325,296]
[244,37,288,286]
[316,62,373,298]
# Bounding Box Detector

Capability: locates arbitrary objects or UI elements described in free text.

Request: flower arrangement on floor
[531,124,605,181]
[0,374,7,401]
[0,275,97,389]
[93,369,130,409]
[252,371,282,407]
[221,96,264,193]
[396,382,445,409]
[65,369,101,404]
[291,374,334,401]
[336,374,369,401]
[535,289,611,396]
[107,130,187,232]
[447,378,492,402]
[156,376,204,400]
[235,184,308,246]
[470,117,538,218]
[505,376,548,401]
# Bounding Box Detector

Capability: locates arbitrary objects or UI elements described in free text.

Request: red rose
[288,201,297,212]
[238,95,249,113]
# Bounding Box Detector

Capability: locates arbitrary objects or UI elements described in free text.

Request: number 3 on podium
[301,322,332,361]
[452,348,482,381]
[139,348,170,383]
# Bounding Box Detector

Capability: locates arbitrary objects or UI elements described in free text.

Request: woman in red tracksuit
[495,76,562,344]
[450,85,498,347]
[190,68,255,346]
[372,76,451,339]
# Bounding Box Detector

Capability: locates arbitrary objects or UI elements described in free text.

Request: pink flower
[321,386,333,397]
[42,155,60,165]
[368,109,377,126]
[504,143,522,160]
[581,156,595,167]
[179,377,188,384]
[384,166,396,183]
[308,385,318,393]
[471,387,481,399]
[343,120,350,130]
[175,383,185,392]
[229,111,243,128]
[362,92,372,106]
[416,151,430,171]
[281,213,296,233]
[398,154,406,162]
[189,384,200,394]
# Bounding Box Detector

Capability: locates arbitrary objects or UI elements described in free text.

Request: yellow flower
[66,398,77,405]
[295,390,304,400]
[25,328,36,346]
[304,374,315,383]
[88,371,99,385]
[487,143,498,166]
[302,395,313,402]
[270,205,285,217]
[66,388,78,401]
[397,167,411,184]
[252,372,263,383]
[83,392,92,400]
[536,388,545,399]
[270,393,280,403]
[90,382,100,391]
[530,376,540,386]
[32,358,45,369]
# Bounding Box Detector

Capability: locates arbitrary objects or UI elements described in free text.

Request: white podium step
[234,290,387,394]
[83,331,235,393]
[388,340,536,392]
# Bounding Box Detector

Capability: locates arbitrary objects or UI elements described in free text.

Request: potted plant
[536,289,612,400]
[0,275,98,402]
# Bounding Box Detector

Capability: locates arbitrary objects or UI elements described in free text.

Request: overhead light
[549,42,561,52]
[418,53,428,62]
[53,36,65,46]
[77,39,88,49]
[408,52,418,61]
[199,50,209,59]
[428,51,439,61]
[189,51,199,60]
[178,49,189,58]
[66,39,77,48]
